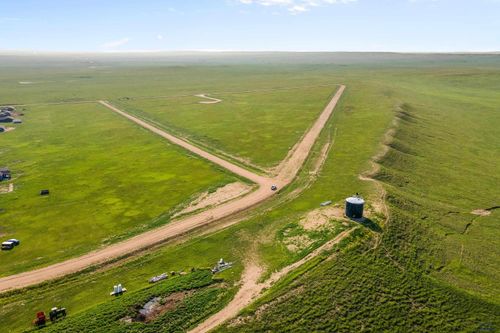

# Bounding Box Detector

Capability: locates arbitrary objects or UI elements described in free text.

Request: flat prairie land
[0,65,391,333]
[0,102,235,276]
[115,86,336,167]
[0,54,499,333]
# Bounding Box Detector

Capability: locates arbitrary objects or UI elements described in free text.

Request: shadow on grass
[350,217,383,233]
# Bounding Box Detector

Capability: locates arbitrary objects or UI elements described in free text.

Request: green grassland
[0,102,235,276]
[114,86,336,167]
[0,53,499,332]
[216,66,500,331]
[0,59,394,332]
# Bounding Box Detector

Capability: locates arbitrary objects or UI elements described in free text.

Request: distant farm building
[0,168,11,180]
[0,111,12,117]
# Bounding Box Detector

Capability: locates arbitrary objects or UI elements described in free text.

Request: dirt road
[195,94,222,104]
[99,100,270,186]
[0,85,345,293]
[189,228,356,333]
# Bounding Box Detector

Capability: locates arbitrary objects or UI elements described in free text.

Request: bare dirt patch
[142,290,193,322]
[283,235,314,252]
[300,206,345,231]
[471,209,491,216]
[121,290,194,324]
[0,183,14,194]
[174,182,253,217]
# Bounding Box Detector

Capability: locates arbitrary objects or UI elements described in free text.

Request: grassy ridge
[0,103,235,276]
[216,67,500,331]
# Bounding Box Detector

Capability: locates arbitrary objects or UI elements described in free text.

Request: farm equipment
[110,284,127,296]
[33,311,47,327]
[149,273,168,283]
[49,307,67,322]
[320,200,332,207]
[211,258,233,274]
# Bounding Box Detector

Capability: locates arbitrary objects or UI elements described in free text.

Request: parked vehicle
[1,241,14,250]
[49,307,67,322]
[7,239,20,246]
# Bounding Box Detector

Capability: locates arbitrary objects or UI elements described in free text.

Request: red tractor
[33,311,46,327]
[33,307,67,327]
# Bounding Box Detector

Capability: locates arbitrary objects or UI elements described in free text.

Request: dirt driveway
[0,85,345,293]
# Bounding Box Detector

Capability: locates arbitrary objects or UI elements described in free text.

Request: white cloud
[101,37,130,49]
[237,0,356,13]
[157,34,164,40]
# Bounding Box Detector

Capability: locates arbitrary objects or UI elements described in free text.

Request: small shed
[0,168,11,180]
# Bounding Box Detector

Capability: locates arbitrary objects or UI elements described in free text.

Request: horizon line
[1,49,499,55]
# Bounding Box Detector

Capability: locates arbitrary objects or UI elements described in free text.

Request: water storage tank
[345,195,364,218]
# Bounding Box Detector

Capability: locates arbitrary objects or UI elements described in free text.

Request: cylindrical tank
[345,196,365,218]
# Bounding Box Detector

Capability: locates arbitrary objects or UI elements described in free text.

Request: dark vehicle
[49,307,67,322]
[40,189,50,196]
[271,185,278,191]
[7,239,20,246]
[1,241,14,250]
[0,116,13,123]
[0,168,11,180]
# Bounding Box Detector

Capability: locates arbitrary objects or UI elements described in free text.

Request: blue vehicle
[8,239,20,246]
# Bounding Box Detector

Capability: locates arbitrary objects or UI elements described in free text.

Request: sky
[0,0,499,53]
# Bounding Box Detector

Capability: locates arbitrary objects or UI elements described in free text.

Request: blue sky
[0,0,499,52]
